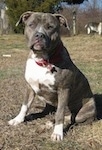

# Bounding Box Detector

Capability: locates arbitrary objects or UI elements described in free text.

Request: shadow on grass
[25,103,56,122]
[25,94,102,121]
[25,94,102,133]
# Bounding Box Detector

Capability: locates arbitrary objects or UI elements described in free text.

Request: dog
[85,22,102,35]
[8,12,96,141]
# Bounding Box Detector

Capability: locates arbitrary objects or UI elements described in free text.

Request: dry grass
[0,34,102,150]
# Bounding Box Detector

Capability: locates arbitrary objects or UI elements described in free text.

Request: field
[0,34,102,150]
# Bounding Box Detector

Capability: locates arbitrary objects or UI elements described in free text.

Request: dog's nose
[35,32,45,39]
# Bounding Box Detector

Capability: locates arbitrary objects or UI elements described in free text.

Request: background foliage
[5,0,60,33]
[4,0,102,34]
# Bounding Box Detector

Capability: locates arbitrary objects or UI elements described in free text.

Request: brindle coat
[9,12,96,141]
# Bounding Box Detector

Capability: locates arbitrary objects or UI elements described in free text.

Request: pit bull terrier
[8,12,96,141]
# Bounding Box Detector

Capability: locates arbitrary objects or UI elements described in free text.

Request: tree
[5,0,87,33]
[5,0,38,32]
[5,0,61,32]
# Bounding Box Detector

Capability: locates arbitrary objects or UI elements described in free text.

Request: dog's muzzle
[30,32,50,51]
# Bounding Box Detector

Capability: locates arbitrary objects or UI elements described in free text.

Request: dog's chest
[25,58,56,93]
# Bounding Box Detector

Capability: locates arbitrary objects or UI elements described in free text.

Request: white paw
[8,105,27,126]
[51,124,63,141]
[8,116,24,126]
[51,133,63,141]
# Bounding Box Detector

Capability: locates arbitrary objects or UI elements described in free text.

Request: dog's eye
[46,24,54,30]
[48,26,53,29]
[29,24,34,27]
[29,23,35,28]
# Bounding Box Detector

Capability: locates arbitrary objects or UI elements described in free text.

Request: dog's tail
[85,24,89,28]
[94,94,102,120]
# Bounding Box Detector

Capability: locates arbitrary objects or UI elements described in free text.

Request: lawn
[0,34,102,150]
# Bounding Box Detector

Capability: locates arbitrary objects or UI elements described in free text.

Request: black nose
[35,32,45,39]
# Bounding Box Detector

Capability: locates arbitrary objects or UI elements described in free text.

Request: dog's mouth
[30,32,50,51]
[30,39,49,52]
[32,39,45,51]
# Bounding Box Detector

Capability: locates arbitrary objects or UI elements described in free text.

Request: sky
[0,0,102,11]
[60,0,102,10]
[62,0,102,10]
[79,0,102,9]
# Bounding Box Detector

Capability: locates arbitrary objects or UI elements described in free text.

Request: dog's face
[16,12,69,54]
[25,13,60,52]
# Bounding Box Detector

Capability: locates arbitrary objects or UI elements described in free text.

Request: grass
[0,34,102,150]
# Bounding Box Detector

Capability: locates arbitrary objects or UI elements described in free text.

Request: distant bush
[5,0,60,33]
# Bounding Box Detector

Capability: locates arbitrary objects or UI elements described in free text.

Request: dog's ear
[16,11,33,26]
[53,14,70,30]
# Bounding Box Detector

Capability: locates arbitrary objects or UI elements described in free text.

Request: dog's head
[16,12,69,54]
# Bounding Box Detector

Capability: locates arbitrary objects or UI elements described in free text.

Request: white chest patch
[25,58,55,93]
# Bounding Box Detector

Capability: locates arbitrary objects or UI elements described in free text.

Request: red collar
[35,42,63,68]
[35,59,49,67]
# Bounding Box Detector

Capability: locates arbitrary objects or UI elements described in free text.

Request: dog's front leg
[51,88,69,141]
[8,85,35,126]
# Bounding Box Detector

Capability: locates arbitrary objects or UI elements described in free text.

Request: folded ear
[53,14,70,30]
[16,11,33,26]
